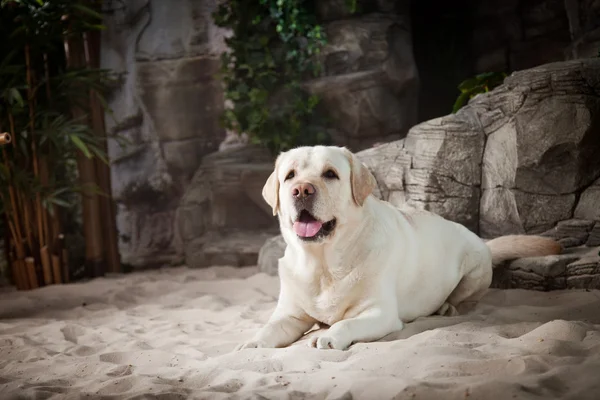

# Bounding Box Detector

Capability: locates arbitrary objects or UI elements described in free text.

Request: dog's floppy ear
[343,148,377,207]
[262,156,281,216]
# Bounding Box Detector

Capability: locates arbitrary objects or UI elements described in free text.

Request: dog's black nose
[292,182,316,199]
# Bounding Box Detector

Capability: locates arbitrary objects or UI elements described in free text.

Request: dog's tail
[485,235,562,266]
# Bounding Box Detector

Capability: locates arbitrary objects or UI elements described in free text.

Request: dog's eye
[285,170,295,181]
[322,169,338,179]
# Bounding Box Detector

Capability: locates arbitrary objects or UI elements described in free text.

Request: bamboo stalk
[39,158,51,247]
[0,119,28,290]
[40,246,52,285]
[6,222,27,290]
[12,258,28,291]
[42,52,62,250]
[7,246,19,290]
[0,229,18,289]
[6,221,19,257]
[62,249,69,282]
[64,29,105,278]
[24,257,38,289]
[7,248,21,290]
[24,44,45,250]
[7,114,35,272]
[43,53,52,103]
[51,254,62,284]
[58,233,69,283]
[84,30,120,274]
[17,190,33,256]
[1,120,23,248]
[1,149,24,256]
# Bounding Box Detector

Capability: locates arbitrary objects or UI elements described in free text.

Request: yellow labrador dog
[238,146,561,350]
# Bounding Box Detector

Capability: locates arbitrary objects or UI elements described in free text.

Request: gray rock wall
[305,0,419,151]
[470,0,600,72]
[564,0,600,59]
[470,0,600,73]
[101,0,228,267]
[471,0,572,73]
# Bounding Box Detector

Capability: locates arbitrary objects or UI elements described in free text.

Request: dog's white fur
[237,146,562,350]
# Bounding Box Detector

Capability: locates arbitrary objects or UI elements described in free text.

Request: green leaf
[475,72,497,80]
[457,77,480,92]
[89,144,109,165]
[8,88,24,107]
[71,3,104,21]
[452,92,471,113]
[454,71,507,112]
[70,135,92,158]
[47,197,71,208]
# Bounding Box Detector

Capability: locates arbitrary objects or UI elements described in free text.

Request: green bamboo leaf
[76,183,107,197]
[70,134,92,158]
[48,197,71,208]
[71,3,103,20]
[9,88,24,107]
[89,144,109,165]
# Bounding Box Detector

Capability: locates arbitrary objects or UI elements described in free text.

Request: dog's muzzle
[293,210,336,242]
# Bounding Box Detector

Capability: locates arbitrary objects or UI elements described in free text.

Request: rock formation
[304,0,419,151]
[100,0,600,272]
[359,59,600,238]
[101,0,228,267]
[176,146,279,268]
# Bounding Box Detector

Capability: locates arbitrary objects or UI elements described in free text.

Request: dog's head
[262,146,377,243]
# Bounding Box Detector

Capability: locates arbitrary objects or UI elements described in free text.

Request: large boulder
[359,112,484,233]
[358,59,600,238]
[574,177,600,221]
[176,146,279,268]
[478,60,600,236]
[305,1,418,151]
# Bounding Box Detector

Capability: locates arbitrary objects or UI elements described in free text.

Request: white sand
[1,266,600,400]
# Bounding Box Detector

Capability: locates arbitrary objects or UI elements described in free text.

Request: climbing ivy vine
[213,0,329,154]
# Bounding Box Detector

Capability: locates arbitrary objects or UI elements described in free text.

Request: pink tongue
[293,220,323,238]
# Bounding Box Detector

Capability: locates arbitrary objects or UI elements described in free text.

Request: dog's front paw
[235,340,269,351]
[309,335,348,350]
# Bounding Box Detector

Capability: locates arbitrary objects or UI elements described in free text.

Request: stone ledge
[541,219,600,248]
[492,246,600,290]
[186,230,278,269]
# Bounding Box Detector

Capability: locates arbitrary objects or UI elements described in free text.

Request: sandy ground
[1,266,600,400]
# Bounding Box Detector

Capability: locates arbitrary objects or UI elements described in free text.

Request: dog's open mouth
[293,210,336,241]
